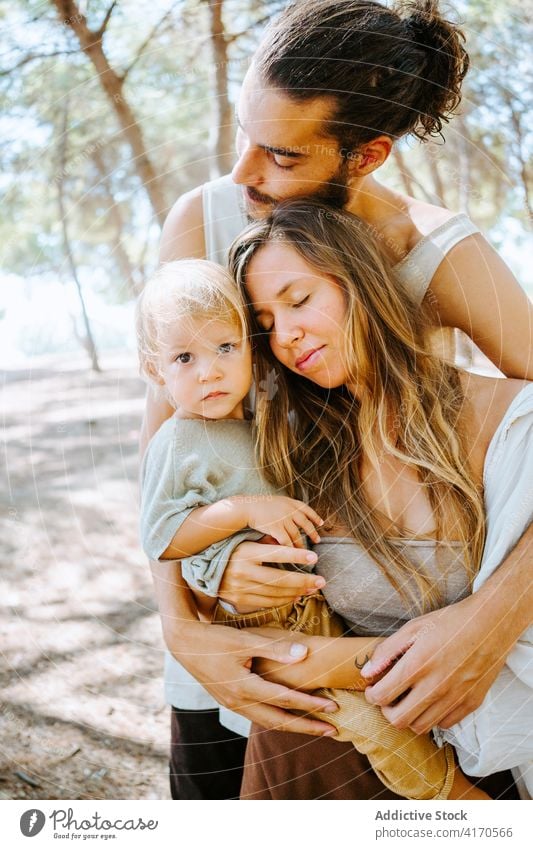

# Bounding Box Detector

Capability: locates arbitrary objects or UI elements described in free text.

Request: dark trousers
[169,706,247,800]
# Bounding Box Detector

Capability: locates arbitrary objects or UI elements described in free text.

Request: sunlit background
[1,0,531,800]
[1,0,531,369]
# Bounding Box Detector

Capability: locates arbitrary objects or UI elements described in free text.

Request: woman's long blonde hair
[229,199,484,610]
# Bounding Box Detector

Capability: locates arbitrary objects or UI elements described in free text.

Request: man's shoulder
[160,185,205,262]
[159,175,241,263]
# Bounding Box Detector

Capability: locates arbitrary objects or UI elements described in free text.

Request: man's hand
[168,619,338,735]
[361,593,513,733]
[218,540,325,612]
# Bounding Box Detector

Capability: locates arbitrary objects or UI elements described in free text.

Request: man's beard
[244,158,351,221]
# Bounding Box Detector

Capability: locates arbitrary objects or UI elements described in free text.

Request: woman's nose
[273,323,304,349]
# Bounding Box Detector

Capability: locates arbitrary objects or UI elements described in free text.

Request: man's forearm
[474,522,532,647]
[140,386,174,459]
[150,558,200,640]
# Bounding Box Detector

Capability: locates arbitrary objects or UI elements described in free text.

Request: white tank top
[202,174,480,305]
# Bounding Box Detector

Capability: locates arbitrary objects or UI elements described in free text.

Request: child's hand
[245,496,324,547]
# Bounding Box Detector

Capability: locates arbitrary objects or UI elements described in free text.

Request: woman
[217,197,533,799]
[150,0,533,799]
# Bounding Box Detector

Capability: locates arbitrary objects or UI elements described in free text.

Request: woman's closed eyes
[256,295,310,333]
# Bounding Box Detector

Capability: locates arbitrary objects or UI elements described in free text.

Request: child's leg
[215,594,491,799]
[312,686,490,799]
[449,768,491,800]
[283,594,490,800]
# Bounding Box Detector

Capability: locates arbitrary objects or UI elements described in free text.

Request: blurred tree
[51,0,169,226]
[0,0,530,367]
[57,99,102,371]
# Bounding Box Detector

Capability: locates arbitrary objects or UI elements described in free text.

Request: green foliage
[0,0,531,314]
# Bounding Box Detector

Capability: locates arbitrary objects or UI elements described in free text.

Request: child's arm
[159,495,324,559]
[248,628,384,691]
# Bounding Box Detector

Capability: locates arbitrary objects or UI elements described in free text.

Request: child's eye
[176,352,192,364]
[218,341,238,354]
[293,295,309,308]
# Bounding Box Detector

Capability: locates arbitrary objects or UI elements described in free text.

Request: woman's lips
[295,346,325,371]
[203,391,228,400]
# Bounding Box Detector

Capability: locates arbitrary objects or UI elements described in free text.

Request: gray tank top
[202,174,480,305]
[314,536,470,636]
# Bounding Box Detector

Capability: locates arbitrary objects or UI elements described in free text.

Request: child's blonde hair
[136,259,249,382]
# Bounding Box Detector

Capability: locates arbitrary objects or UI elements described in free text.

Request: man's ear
[348,135,393,177]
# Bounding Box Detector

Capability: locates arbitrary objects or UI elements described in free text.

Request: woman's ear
[348,135,393,178]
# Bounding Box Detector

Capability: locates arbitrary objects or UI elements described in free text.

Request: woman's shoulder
[459,373,531,477]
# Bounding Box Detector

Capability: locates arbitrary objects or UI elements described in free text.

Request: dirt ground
[1,353,172,800]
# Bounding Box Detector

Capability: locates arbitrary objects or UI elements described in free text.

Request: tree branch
[95,0,119,39]
[57,98,102,372]
[225,14,273,45]
[121,4,177,83]
[0,49,80,76]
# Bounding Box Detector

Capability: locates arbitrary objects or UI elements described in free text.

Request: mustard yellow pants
[214,592,455,800]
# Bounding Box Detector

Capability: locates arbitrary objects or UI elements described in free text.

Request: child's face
[157,316,252,420]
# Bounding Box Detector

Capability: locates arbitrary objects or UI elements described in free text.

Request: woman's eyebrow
[235,111,307,159]
[253,282,300,316]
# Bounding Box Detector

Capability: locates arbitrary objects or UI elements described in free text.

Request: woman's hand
[244,495,324,547]
[361,593,512,733]
[218,539,326,612]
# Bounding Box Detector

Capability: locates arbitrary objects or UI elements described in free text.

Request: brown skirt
[240,724,520,800]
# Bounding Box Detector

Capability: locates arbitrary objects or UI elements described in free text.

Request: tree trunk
[52,0,167,227]
[425,146,448,208]
[58,101,102,372]
[503,93,532,224]
[92,149,144,298]
[207,0,234,178]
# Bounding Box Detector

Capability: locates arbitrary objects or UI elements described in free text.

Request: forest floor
[0,341,499,801]
[1,352,172,800]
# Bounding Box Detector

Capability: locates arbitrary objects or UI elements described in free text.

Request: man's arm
[428,232,533,380]
[250,628,382,692]
[149,555,339,734]
[362,523,532,733]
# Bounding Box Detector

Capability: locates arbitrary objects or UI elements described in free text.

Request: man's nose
[232,138,263,186]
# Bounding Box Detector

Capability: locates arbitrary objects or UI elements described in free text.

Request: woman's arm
[428,232,533,379]
[250,628,383,691]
